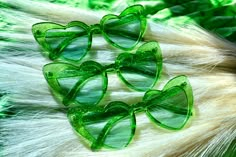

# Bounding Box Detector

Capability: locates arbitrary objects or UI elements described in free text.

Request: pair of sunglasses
[32,5,146,62]
[43,42,162,107]
[67,75,194,150]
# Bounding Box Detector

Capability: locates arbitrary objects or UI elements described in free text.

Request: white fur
[0,0,236,156]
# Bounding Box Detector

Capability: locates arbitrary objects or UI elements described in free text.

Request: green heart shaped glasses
[32,5,146,62]
[43,42,162,107]
[67,75,194,150]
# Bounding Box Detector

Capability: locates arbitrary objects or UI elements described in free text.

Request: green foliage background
[37,0,236,42]
[0,0,235,156]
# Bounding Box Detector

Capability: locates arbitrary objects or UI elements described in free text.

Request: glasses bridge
[90,24,102,34]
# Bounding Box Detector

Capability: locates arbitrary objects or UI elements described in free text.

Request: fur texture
[0,0,236,156]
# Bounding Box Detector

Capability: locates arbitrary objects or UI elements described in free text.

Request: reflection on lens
[45,26,89,61]
[57,76,82,95]
[103,14,141,49]
[76,75,104,105]
[118,54,158,91]
[104,115,133,148]
[82,103,134,149]
[147,87,189,129]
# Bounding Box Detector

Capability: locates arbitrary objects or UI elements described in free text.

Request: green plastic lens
[68,102,135,150]
[102,14,143,49]
[32,5,146,62]
[43,41,162,107]
[32,21,90,61]
[145,87,189,130]
[68,75,194,150]
[144,75,193,130]
[43,61,108,106]
[117,41,162,91]
[75,75,105,105]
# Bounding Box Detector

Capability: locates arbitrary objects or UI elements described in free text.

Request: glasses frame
[67,75,194,150]
[32,5,147,62]
[43,41,162,107]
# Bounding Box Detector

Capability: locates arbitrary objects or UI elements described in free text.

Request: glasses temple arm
[104,29,140,40]
[148,103,193,116]
[62,77,88,105]
[91,113,129,150]
[43,31,88,58]
[120,66,156,77]
[42,30,88,38]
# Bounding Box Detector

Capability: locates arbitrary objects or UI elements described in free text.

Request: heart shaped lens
[163,75,193,109]
[116,42,162,91]
[43,61,107,106]
[32,22,90,62]
[74,75,105,105]
[68,102,135,150]
[146,86,190,130]
[102,14,143,50]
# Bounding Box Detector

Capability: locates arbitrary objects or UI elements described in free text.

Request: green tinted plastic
[145,87,189,130]
[32,21,91,62]
[43,61,108,106]
[101,4,146,49]
[116,41,162,91]
[68,75,194,150]
[68,102,135,150]
[75,75,105,105]
[144,75,193,130]
[43,41,162,106]
[32,5,147,62]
